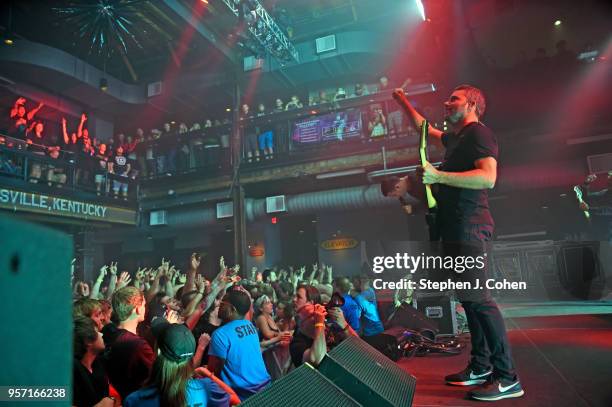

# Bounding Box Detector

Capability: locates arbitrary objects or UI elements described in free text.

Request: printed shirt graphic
[113,155,129,175]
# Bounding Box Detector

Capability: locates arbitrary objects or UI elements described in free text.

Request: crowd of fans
[70,254,398,406]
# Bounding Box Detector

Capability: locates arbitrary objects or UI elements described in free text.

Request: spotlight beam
[416,0,426,21]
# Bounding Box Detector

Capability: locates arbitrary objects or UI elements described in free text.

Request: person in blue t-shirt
[123,323,229,407]
[354,279,384,337]
[208,289,271,401]
[334,277,362,332]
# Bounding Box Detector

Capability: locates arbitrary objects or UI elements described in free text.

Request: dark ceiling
[0,0,402,84]
[0,0,610,124]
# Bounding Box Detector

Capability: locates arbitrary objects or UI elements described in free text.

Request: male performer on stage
[393,85,524,401]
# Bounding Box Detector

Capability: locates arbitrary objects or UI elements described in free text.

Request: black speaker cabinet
[386,302,439,333]
[241,364,361,407]
[557,241,606,300]
[413,291,458,336]
[0,215,73,396]
[318,336,417,407]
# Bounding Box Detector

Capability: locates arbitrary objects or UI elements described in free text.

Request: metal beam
[218,0,298,63]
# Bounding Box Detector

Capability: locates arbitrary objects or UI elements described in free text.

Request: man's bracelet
[314,323,325,328]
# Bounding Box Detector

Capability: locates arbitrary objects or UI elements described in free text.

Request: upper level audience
[2,40,606,189]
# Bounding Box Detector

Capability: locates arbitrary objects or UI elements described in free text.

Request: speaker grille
[321,336,416,407]
[241,364,361,407]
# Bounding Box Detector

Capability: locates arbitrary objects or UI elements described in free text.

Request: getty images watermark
[371,253,527,291]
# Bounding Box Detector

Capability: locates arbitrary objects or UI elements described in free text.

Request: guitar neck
[420,120,437,210]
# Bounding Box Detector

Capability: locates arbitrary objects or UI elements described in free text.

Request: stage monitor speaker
[0,215,72,393]
[241,364,361,407]
[386,302,439,333]
[318,336,417,407]
[413,291,458,335]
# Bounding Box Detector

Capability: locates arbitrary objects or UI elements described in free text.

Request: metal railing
[0,135,137,201]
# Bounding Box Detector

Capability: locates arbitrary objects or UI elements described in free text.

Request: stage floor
[398,303,612,407]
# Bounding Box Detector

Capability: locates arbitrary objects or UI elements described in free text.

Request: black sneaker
[445,366,492,386]
[468,379,524,401]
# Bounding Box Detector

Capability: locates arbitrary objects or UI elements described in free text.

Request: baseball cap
[153,321,196,362]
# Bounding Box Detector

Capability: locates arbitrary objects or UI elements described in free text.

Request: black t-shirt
[26,133,46,153]
[192,319,220,367]
[437,122,498,228]
[72,358,109,407]
[289,329,313,368]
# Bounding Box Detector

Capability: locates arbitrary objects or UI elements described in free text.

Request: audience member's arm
[106,262,118,299]
[164,266,177,297]
[184,275,207,318]
[134,267,145,290]
[115,271,132,290]
[260,335,282,352]
[192,333,211,368]
[185,302,204,331]
[90,265,108,299]
[324,265,333,285]
[145,266,163,303]
[172,272,186,294]
[61,118,69,145]
[303,305,327,367]
[328,307,358,339]
[256,314,279,340]
[185,254,199,293]
[77,113,87,139]
[27,102,44,121]
[307,263,318,284]
[207,355,225,377]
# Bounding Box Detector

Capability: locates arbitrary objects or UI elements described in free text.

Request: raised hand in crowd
[134,267,146,289]
[90,265,109,299]
[109,262,118,276]
[190,252,201,271]
[70,258,76,287]
[116,271,132,290]
[185,253,200,293]
[164,308,182,324]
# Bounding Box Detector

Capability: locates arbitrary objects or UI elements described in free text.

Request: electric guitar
[419,120,439,241]
[392,89,440,240]
[573,186,590,220]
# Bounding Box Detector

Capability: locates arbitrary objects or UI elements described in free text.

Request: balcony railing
[0,135,137,202]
